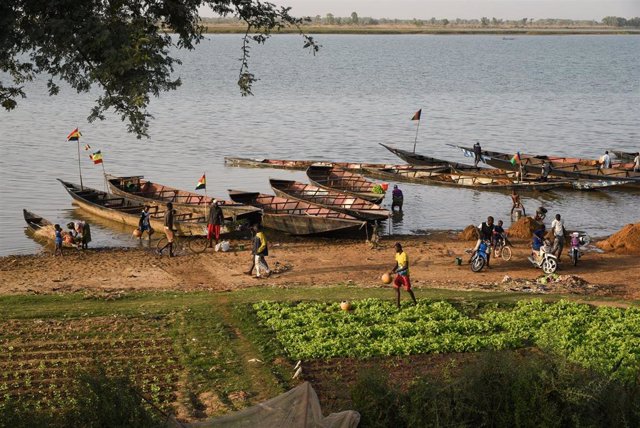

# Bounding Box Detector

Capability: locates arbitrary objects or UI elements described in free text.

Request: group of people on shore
[53,221,91,256]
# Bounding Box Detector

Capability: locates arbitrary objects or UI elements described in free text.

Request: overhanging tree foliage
[0,0,319,138]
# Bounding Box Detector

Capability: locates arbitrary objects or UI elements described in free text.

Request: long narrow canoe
[455,146,640,187]
[58,179,219,236]
[306,165,386,203]
[106,175,258,219]
[609,150,638,161]
[363,168,563,192]
[228,191,366,235]
[448,167,632,191]
[379,144,485,171]
[269,179,390,221]
[363,166,450,183]
[224,157,405,171]
[23,209,75,247]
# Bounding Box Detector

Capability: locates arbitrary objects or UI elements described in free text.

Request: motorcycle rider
[471,216,495,268]
[529,227,545,263]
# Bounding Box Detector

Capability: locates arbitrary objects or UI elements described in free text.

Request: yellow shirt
[395,251,409,275]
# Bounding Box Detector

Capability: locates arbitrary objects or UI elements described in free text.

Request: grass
[1,287,637,423]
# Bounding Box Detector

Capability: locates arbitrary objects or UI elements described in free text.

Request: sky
[200,1,640,21]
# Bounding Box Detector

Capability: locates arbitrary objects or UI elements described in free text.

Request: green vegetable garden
[254,299,640,380]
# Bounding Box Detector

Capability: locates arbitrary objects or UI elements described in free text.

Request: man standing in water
[473,141,482,167]
[391,185,403,211]
[390,242,417,308]
[510,189,526,217]
[158,202,175,257]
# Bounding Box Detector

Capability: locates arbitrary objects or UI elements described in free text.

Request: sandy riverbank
[1,232,638,300]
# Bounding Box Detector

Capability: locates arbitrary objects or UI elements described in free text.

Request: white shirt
[551,218,564,237]
[602,153,611,169]
[634,155,640,169]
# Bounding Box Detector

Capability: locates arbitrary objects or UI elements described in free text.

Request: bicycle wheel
[188,236,209,254]
[156,236,168,252]
[501,246,512,261]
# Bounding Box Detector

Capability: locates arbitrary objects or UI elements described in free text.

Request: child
[54,224,63,257]
[389,242,417,308]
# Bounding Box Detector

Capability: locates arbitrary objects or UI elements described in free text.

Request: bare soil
[1,232,638,299]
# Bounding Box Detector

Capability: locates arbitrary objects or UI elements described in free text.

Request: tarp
[179,382,360,428]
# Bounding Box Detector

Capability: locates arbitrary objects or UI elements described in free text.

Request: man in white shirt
[601,151,611,169]
[634,152,639,172]
[550,214,565,261]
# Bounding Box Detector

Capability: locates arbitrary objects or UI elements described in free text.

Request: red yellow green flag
[510,152,521,165]
[195,174,206,190]
[66,128,82,141]
[90,151,103,164]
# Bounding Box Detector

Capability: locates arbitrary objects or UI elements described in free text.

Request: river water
[1,35,639,256]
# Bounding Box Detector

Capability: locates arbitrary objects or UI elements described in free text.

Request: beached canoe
[106,175,258,219]
[58,179,220,236]
[228,191,366,235]
[379,144,485,171]
[363,168,563,191]
[306,165,386,203]
[23,209,75,247]
[269,179,390,221]
[224,156,403,171]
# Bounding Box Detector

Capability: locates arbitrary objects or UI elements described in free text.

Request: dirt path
[1,233,639,300]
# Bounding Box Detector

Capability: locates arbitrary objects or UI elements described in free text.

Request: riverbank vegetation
[1,288,638,425]
[202,14,640,34]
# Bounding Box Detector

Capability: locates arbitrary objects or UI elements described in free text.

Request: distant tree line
[203,14,640,28]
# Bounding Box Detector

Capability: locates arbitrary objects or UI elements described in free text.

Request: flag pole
[203,172,207,199]
[101,158,108,192]
[412,119,421,154]
[77,136,84,190]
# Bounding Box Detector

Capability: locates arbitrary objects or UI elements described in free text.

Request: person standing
[510,189,526,216]
[391,185,403,211]
[207,199,225,248]
[473,141,482,167]
[158,202,175,257]
[634,152,639,172]
[540,161,551,182]
[390,242,417,308]
[252,224,270,278]
[54,224,63,257]
[471,216,495,268]
[551,213,565,261]
[601,151,611,169]
[138,205,154,239]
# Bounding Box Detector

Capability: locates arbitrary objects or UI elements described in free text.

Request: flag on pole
[84,144,91,151]
[411,109,422,121]
[510,152,521,165]
[67,128,82,141]
[195,174,206,190]
[89,151,103,164]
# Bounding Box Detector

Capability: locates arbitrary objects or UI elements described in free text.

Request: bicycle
[493,235,512,261]
[155,232,208,255]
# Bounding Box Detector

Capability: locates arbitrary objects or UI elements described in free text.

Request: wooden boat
[228,191,366,235]
[363,166,450,183]
[455,145,635,171]
[58,179,219,236]
[455,146,640,187]
[609,150,637,161]
[23,209,74,247]
[306,165,386,203]
[379,144,485,171]
[269,179,390,221]
[224,157,403,171]
[106,175,258,219]
[363,168,563,191]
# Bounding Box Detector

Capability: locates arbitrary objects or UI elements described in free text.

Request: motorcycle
[470,240,492,272]
[528,241,558,274]
[568,233,590,266]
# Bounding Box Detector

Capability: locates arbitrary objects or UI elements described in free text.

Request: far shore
[201,24,640,35]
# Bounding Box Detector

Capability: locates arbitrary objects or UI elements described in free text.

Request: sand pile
[596,223,640,255]
[508,217,543,239]
[458,225,478,241]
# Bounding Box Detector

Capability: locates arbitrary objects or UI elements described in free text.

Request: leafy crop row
[253,299,640,380]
